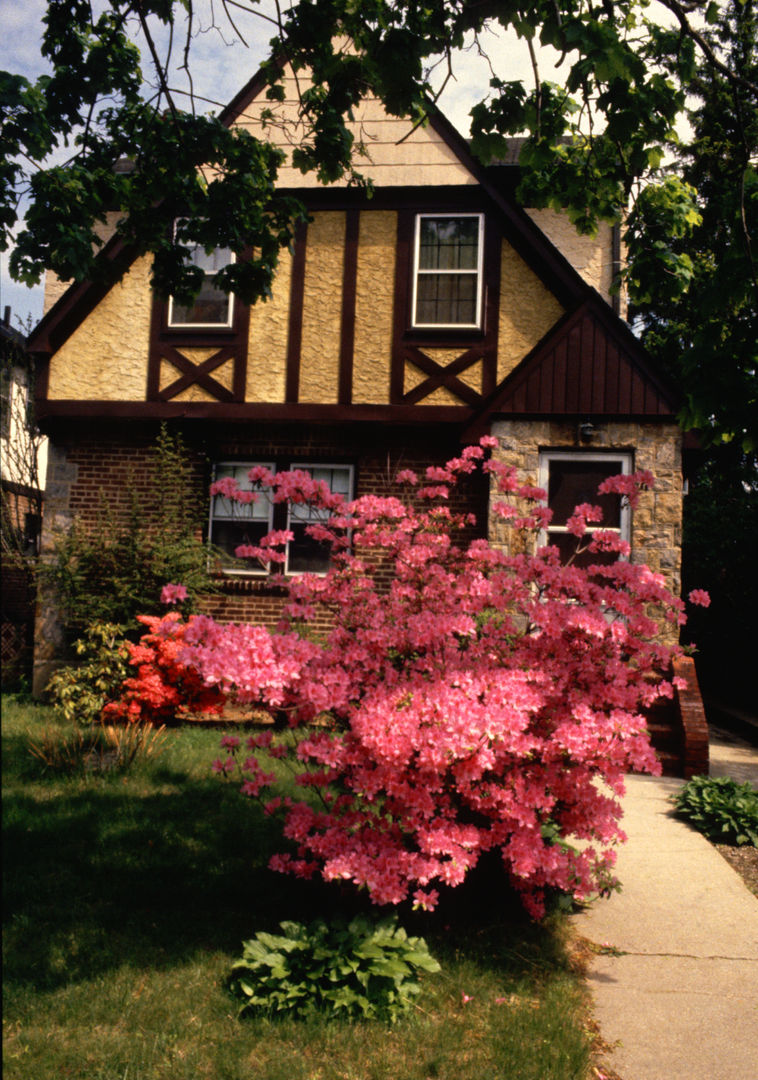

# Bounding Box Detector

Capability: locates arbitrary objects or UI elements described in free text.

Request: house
[27,60,691,734]
[1,308,47,686]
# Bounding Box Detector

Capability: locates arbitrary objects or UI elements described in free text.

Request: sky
[0,1,568,331]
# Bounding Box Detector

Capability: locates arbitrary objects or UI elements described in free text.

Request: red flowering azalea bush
[174,439,707,917]
[103,612,225,726]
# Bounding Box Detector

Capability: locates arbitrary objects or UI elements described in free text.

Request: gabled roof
[465,292,678,439]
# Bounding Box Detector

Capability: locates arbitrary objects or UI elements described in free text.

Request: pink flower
[688,589,711,607]
[396,469,418,485]
[461,993,474,1005]
[161,583,188,605]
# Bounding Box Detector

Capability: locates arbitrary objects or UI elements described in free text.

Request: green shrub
[42,425,215,640]
[46,622,131,724]
[672,775,758,847]
[229,914,441,1022]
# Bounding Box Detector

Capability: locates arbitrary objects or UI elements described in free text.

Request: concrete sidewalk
[572,736,758,1080]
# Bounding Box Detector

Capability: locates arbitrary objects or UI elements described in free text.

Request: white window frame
[209,461,275,576]
[411,213,484,330]
[167,240,235,329]
[285,463,355,576]
[538,451,632,558]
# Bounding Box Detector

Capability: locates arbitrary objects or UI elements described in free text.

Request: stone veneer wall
[487,419,683,635]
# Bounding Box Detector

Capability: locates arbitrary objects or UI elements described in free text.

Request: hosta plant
[228,915,440,1022]
[672,775,758,847]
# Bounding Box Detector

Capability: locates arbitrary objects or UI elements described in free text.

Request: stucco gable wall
[526,210,617,305]
[46,256,152,400]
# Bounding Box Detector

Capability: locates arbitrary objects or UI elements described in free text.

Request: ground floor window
[209,462,354,575]
[538,451,632,566]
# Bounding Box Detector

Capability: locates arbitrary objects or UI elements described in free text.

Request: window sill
[210,572,289,596]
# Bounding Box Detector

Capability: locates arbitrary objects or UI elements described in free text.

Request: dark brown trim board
[286,220,308,403]
[339,209,360,405]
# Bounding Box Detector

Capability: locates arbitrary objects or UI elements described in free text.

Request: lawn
[2,695,594,1080]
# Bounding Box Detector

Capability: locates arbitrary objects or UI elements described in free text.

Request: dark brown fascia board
[1,478,44,500]
[35,400,472,429]
[461,293,679,441]
[26,234,138,358]
[218,47,287,126]
[424,107,590,310]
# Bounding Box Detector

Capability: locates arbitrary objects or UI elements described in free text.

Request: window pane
[287,523,332,574]
[415,273,477,325]
[419,218,479,270]
[548,460,622,527]
[212,465,270,521]
[170,279,231,325]
[192,246,231,274]
[170,244,233,325]
[286,465,352,573]
[547,530,620,568]
[210,520,270,572]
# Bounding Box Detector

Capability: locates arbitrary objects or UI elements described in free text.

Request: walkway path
[572,733,758,1080]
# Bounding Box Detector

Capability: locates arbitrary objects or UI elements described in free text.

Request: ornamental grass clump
[672,775,758,846]
[152,439,709,917]
[228,915,440,1021]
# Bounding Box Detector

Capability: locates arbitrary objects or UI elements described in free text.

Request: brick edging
[673,655,710,779]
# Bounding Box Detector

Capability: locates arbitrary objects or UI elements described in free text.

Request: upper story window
[167,244,235,328]
[412,213,484,329]
[538,451,632,567]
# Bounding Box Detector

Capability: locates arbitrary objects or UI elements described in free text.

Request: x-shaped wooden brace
[401,345,485,407]
[157,344,239,402]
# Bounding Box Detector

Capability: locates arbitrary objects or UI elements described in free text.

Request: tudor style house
[28,61,689,718]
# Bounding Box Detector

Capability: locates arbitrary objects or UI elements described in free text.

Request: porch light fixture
[578,419,599,444]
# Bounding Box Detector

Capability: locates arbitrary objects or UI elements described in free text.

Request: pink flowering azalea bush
[176,439,707,917]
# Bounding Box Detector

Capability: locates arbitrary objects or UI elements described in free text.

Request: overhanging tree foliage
[632,0,757,449]
[1,1,756,441]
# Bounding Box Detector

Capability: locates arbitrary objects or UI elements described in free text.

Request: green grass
[2,695,593,1080]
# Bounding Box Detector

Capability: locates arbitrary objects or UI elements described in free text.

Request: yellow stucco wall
[45,211,568,407]
[246,246,292,402]
[353,211,396,405]
[526,210,616,305]
[497,242,564,383]
[298,211,346,404]
[47,257,153,400]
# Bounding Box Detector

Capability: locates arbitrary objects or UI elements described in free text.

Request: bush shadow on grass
[2,772,370,994]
